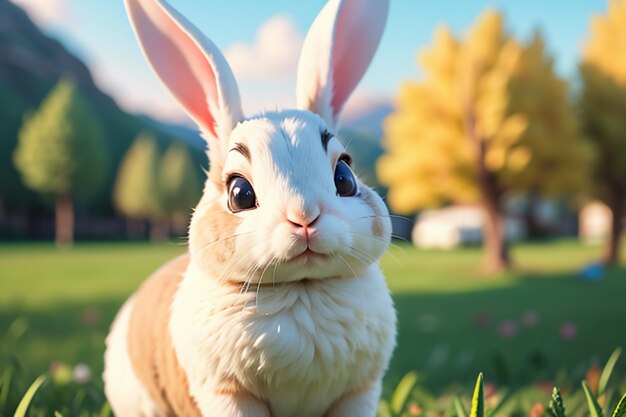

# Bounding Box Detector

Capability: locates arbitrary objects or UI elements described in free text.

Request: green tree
[113,133,163,238]
[579,0,626,265]
[378,11,592,272]
[13,79,108,247]
[159,142,202,236]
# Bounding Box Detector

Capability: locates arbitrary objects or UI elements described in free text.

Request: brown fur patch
[214,377,247,396]
[305,95,320,115]
[127,254,202,417]
[360,187,385,238]
[207,163,225,191]
[194,200,242,268]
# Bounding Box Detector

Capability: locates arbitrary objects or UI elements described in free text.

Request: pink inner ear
[128,0,218,137]
[330,0,387,120]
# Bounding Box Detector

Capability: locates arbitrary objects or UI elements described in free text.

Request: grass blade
[54,412,64,417]
[486,388,511,417]
[12,375,45,417]
[99,402,112,417]
[549,387,566,417]
[599,348,622,396]
[611,393,626,417]
[454,396,468,417]
[377,399,393,417]
[470,373,484,417]
[583,381,604,417]
[0,367,13,413]
[390,371,418,414]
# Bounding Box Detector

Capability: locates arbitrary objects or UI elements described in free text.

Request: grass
[384,240,626,389]
[0,239,625,415]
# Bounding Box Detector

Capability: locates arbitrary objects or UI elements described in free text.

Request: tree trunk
[462,99,511,272]
[603,196,624,265]
[482,200,511,272]
[126,218,146,239]
[150,218,169,241]
[55,194,74,248]
[170,214,190,237]
[523,190,544,238]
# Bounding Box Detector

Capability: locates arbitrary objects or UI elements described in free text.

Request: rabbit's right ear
[296,0,389,131]
[125,0,243,158]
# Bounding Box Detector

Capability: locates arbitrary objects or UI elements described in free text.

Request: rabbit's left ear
[296,0,389,130]
[125,0,243,157]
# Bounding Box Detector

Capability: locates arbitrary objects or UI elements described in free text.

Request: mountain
[343,102,393,138]
[0,0,198,212]
[139,115,206,152]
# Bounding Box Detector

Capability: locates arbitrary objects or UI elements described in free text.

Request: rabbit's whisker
[347,245,378,266]
[255,260,277,310]
[349,232,407,255]
[390,234,412,243]
[193,230,257,255]
[348,234,404,266]
[271,262,278,292]
[350,213,414,223]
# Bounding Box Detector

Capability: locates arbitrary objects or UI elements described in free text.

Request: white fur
[170,262,395,417]
[103,298,161,417]
[106,1,395,416]
[190,111,391,285]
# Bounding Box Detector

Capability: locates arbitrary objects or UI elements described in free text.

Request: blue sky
[12,0,607,124]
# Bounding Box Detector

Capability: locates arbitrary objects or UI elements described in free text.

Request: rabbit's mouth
[288,248,329,263]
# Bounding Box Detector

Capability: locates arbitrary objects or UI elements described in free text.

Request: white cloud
[92,14,306,123]
[89,55,190,125]
[9,0,185,123]
[342,91,393,122]
[237,79,296,116]
[225,15,304,81]
[10,0,71,28]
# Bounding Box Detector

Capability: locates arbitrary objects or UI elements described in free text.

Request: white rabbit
[103,0,395,416]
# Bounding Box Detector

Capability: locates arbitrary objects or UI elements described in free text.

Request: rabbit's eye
[334,159,358,197]
[227,176,257,212]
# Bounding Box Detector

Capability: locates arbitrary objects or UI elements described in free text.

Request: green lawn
[0,240,625,398]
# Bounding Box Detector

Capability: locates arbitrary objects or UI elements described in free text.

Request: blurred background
[1,0,625,416]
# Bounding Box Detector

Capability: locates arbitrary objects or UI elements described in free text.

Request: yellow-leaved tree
[580,0,626,265]
[378,11,592,271]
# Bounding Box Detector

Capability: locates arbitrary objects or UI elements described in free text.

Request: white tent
[412,206,526,249]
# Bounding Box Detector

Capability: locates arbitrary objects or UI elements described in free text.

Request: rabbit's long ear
[125,0,243,152]
[296,0,389,130]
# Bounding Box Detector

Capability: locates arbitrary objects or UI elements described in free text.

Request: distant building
[412,206,526,249]
[579,202,612,244]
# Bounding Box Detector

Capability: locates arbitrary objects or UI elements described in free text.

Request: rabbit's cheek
[207,162,225,188]
[308,215,348,253]
[190,200,242,274]
[359,187,386,238]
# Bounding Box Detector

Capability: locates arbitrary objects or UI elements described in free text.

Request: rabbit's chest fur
[170,263,396,417]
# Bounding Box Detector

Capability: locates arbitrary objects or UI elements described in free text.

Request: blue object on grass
[580,262,605,281]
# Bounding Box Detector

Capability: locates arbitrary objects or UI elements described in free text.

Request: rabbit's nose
[288,213,321,240]
[287,207,321,240]
[287,212,320,229]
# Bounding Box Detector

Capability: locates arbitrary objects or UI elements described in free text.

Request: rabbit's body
[105,255,198,417]
[106,1,395,415]
[106,254,395,417]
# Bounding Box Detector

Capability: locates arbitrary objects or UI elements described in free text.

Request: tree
[378,11,592,271]
[159,142,202,235]
[579,0,626,265]
[13,79,108,247]
[113,133,163,238]
[338,128,385,189]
